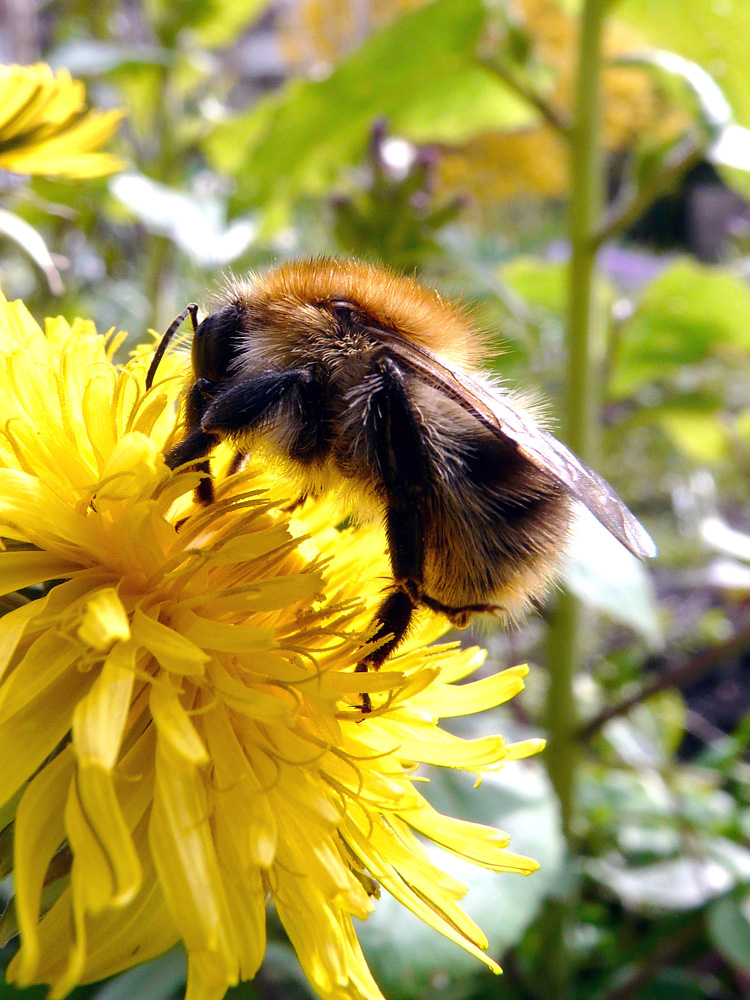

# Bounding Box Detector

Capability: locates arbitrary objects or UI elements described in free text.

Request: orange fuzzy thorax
[223,257,487,370]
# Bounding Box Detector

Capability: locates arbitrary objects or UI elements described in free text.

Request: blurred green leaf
[602,693,686,768]
[617,0,750,128]
[500,257,568,314]
[620,973,710,1000]
[707,892,750,976]
[142,0,268,43]
[186,0,270,47]
[589,837,750,912]
[563,513,662,647]
[656,409,728,463]
[617,49,731,138]
[202,0,535,219]
[611,260,750,397]
[90,949,187,999]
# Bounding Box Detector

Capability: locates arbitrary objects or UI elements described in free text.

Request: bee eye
[329,299,358,319]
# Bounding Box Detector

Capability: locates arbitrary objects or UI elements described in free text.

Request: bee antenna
[145,303,199,390]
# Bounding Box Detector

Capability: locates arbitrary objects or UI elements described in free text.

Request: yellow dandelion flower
[0,63,124,179]
[0,294,544,1000]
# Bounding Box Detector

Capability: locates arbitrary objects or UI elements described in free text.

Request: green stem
[543,0,608,992]
[546,0,606,845]
[564,0,606,464]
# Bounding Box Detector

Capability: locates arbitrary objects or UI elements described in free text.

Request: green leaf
[611,260,750,397]
[616,49,731,137]
[656,409,728,463]
[202,0,535,217]
[90,949,187,999]
[500,257,568,314]
[187,0,270,47]
[357,761,564,998]
[617,0,750,129]
[622,973,711,1000]
[590,837,750,912]
[563,512,662,648]
[142,0,268,44]
[707,893,750,976]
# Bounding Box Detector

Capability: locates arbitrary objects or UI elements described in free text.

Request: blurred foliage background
[3,0,750,998]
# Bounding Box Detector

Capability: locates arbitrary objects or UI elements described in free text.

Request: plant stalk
[543,0,608,992]
[547,0,606,841]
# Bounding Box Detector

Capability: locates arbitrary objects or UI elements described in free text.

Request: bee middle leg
[356,357,432,710]
[419,593,501,628]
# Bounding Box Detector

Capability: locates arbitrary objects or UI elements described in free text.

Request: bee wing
[371,329,656,560]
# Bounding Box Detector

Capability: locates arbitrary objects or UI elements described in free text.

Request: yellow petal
[374,717,509,769]
[0,624,102,804]
[150,679,209,766]
[149,740,236,978]
[77,587,131,650]
[11,744,74,984]
[170,609,275,653]
[503,738,546,760]
[96,432,163,501]
[131,607,209,676]
[0,549,81,597]
[14,818,179,986]
[72,640,135,768]
[404,805,538,872]
[201,701,277,867]
[411,665,529,717]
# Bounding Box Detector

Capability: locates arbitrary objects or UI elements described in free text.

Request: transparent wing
[369,328,656,560]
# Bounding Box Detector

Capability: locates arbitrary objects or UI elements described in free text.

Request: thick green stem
[546,0,606,844]
[543,0,608,993]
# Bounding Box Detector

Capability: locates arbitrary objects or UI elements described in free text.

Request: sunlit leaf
[616,49,731,137]
[611,260,750,397]
[656,409,728,463]
[563,512,662,648]
[202,0,535,219]
[187,0,270,47]
[709,122,750,200]
[617,0,750,128]
[590,837,750,912]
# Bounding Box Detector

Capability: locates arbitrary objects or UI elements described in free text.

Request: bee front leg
[165,379,221,504]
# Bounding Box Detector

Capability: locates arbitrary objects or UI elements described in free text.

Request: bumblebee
[147,259,655,695]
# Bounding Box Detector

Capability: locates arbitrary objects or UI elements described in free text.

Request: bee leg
[419,593,501,627]
[202,367,331,463]
[165,379,221,504]
[356,357,430,711]
[356,587,417,713]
